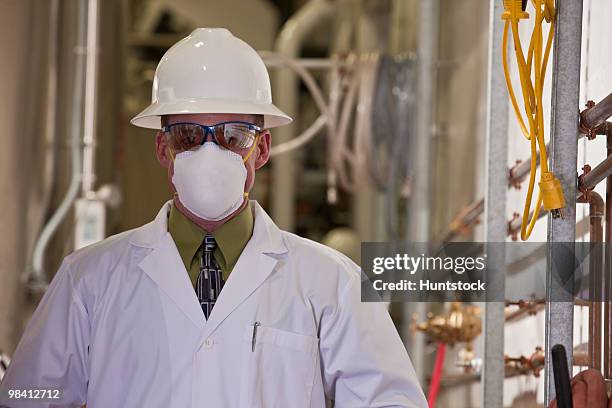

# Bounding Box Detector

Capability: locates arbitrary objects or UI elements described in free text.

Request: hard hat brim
[130,99,293,130]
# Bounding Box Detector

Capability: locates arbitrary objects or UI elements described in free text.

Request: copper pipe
[430,198,484,250]
[509,149,544,188]
[439,351,590,389]
[577,191,604,369]
[605,131,612,380]
[507,207,546,240]
[507,155,612,240]
[505,300,545,322]
[581,155,612,191]
[581,93,612,137]
[438,118,612,245]
[573,351,591,367]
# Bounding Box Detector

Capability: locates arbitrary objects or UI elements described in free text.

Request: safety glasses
[162,121,262,153]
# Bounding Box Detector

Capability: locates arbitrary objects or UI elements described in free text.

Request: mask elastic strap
[166,146,179,198]
[167,146,175,162]
[242,134,262,200]
[242,134,261,163]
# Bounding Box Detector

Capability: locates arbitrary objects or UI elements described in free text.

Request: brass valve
[411,302,482,346]
[505,347,545,377]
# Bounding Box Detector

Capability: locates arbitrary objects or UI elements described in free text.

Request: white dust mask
[172,142,247,221]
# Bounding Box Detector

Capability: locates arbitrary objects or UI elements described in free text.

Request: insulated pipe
[38,0,60,235]
[271,0,336,231]
[29,0,89,290]
[82,0,100,195]
[262,56,344,70]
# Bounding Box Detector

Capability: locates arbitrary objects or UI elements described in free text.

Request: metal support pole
[481,1,509,407]
[404,0,439,384]
[544,0,583,403]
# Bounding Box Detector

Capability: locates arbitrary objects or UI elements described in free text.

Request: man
[0,28,426,407]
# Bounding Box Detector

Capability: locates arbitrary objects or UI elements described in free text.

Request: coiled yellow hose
[502,0,564,240]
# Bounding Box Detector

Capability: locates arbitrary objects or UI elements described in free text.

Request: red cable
[427,342,446,408]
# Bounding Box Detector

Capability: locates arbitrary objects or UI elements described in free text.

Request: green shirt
[168,202,254,285]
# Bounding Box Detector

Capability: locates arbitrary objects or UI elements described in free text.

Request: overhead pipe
[262,56,345,70]
[271,0,336,231]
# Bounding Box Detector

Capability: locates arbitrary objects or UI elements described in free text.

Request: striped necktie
[196,235,225,319]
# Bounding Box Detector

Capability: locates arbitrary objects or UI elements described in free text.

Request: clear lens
[167,123,205,151]
[165,122,259,152]
[222,123,257,149]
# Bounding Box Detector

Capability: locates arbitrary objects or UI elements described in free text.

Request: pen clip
[251,321,261,352]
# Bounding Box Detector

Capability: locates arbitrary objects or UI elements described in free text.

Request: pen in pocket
[251,321,261,352]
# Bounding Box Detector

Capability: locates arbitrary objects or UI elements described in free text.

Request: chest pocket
[239,324,319,408]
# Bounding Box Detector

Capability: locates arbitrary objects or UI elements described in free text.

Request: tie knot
[203,235,217,253]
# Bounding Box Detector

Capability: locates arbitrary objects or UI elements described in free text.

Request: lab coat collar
[129,200,286,255]
[129,200,288,334]
[129,200,173,248]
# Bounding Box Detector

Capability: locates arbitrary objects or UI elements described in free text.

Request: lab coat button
[203,338,213,349]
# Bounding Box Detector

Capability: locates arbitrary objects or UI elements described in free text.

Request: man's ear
[155,131,172,168]
[254,130,271,170]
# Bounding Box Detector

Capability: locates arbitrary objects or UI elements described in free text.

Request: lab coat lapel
[202,201,288,338]
[131,202,206,330]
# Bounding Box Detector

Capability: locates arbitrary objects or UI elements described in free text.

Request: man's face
[155,113,271,198]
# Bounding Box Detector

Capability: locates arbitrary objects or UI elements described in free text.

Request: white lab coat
[0,201,426,408]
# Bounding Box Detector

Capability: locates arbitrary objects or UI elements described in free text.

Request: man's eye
[227,136,239,147]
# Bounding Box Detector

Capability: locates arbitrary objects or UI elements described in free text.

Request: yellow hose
[502,0,564,240]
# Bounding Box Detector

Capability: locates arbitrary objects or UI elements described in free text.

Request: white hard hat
[131,28,292,130]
